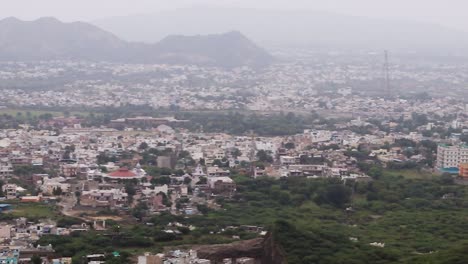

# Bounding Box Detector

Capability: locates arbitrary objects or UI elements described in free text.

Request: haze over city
[2,0,468,32]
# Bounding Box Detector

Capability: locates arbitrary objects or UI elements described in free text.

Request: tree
[52,186,63,196]
[368,166,383,179]
[278,191,291,205]
[197,177,208,185]
[183,177,192,185]
[316,184,352,208]
[75,191,81,204]
[256,150,273,163]
[125,183,136,200]
[151,176,171,185]
[284,142,295,149]
[31,255,42,264]
[231,148,242,158]
[138,142,149,150]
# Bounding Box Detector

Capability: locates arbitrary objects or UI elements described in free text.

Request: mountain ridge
[92,7,468,54]
[0,17,273,68]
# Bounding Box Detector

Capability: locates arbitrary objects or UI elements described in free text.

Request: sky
[2,0,468,32]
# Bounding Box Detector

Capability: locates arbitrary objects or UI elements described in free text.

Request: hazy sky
[2,0,468,31]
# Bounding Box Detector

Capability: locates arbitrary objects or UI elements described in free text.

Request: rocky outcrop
[195,232,286,264]
[261,232,287,264]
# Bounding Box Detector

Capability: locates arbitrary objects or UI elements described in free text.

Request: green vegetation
[30,170,468,263]
[206,174,468,263]
[6,202,59,221]
[175,111,322,136]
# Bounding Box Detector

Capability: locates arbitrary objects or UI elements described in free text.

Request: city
[1,1,468,264]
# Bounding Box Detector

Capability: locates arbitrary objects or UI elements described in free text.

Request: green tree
[284,142,295,149]
[231,148,242,158]
[256,150,273,163]
[138,142,149,150]
[52,186,63,196]
[368,166,383,179]
[31,255,42,264]
[316,184,352,208]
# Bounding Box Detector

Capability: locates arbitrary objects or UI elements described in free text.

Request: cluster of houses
[0,217,83,263]
[0,108,467,263]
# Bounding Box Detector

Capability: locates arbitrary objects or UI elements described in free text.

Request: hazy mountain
[0,17,273,67]
[149,31,273,68]
[93,8,468,54]
[0,17,128,61]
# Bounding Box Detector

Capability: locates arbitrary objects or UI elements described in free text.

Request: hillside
[0,17,128,61]
[0,17,273,68]
[150,31,273,68]
[93,8,468,54]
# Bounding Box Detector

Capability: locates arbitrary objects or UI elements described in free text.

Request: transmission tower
[384,50,391,98]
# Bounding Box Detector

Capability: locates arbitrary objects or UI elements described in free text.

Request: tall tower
[384,50,391,98]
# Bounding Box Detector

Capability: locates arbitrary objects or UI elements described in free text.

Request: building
[0,249,19,264]
[0,224,12,241]
[156,156,175,169]
[137,253,163,264]
[79,188,128,209]
[206,166,230,177]
[103,167,146,181]
[279,156,296,165]
[459,163,468,179]
[2,184,21,199]
[208,177,236,196]
[436,144,468,170]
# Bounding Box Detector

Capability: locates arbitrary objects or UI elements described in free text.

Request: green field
[384,169,438,180]
[5,201,59,220]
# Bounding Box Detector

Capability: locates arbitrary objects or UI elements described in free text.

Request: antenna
[384,50,391,98]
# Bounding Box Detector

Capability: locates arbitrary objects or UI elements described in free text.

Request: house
[0,224,12,241]
[103,166,146,181]
[206,166,230,177]
[137,253,164,264]
[80,188,128,209]
[208,177,236,196]
[21,195,42,203]
[2,184,18,199]
[40,177,70,195]
[280,156,296,165]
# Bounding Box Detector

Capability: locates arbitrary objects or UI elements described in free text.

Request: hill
[150,31,273,68]
[0,17,273,68]
[93,8,468,54]
[0,17,128,61]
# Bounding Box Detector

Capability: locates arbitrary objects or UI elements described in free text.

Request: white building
[436,144,468,169]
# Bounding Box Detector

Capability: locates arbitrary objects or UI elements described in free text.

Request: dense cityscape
[2,2,468,264]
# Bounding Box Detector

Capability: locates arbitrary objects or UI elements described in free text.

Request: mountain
[93,8,468,54]
[0,17,128,61]
[150,31,273,68]
[0,17,273,67]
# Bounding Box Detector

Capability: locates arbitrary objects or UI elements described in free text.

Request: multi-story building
[436,144,468,170]
[459,164,468,178]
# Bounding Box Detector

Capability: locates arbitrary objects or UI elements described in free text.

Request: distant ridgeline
[0,17,274,68]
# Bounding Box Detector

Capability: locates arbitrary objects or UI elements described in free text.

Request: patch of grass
[384,169,437,180]
[8,202,59,220]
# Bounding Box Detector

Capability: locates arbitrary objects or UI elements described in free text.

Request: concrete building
[436,144,468,169]
[137,253,163,264]
[459,163,468,178]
